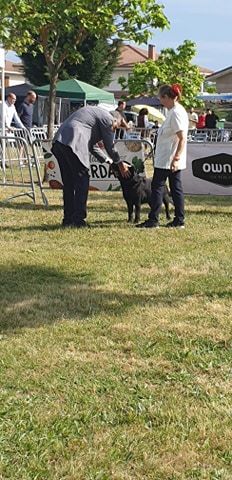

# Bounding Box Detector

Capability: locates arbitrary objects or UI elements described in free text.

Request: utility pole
[0,47,6,174]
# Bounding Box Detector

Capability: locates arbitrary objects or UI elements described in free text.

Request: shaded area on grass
[0,264,231,333]
[0,218,125,232]
[0,201,62,211]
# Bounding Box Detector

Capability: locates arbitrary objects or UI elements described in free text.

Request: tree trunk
[47,72,58,139]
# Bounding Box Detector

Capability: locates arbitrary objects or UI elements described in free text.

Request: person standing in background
[205,109,215,129]
[18,90,37,130]
[211,110,219,129]
[114,100,129,139]
[188,107,198,130]
[137,108,149,138]
[152,120,159,151]
[0,93,25,131]
[137,108,149,129]
[115,101,128,127]
[0,92,26,168]
[196,111,206,129]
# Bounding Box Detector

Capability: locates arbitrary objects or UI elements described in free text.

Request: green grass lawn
[0,188,232,480]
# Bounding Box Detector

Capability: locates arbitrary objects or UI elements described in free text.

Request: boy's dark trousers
[149,168,184,224]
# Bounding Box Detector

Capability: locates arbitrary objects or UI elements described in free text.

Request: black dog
[110,163,171,223]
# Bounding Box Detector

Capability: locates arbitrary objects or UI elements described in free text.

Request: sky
[6,0,232,73]
[150,0,232,71]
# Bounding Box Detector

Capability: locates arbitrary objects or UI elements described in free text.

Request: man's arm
[99,128,121,163]
[120,117,130,130]
[192,113,198,126]
[90,143,116,164]
[18,103,23,118]
[4,105,12,129]
[5,116,12,129]
[97,121,130,177]
[13,107,25,129]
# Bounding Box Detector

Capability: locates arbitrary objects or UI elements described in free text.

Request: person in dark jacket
[18,90,37,130]
[205,109,219,129]
[52,106,129,228]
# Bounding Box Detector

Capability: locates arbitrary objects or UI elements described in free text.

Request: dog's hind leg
[163,194,171,220]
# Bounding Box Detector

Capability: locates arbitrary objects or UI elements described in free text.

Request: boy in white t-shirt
[137,83,188,229]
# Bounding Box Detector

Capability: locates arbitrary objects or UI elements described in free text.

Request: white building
[3,60,26,88]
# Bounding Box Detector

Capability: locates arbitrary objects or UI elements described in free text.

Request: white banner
[43,139,147,191]
[89,155,120,191]
[89,140,146,191]
[182,143,232,195]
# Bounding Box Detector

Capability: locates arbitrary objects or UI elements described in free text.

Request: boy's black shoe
[166,220,185,229]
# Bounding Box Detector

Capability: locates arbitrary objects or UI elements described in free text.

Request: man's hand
[118,162,131,178]
[105,157,113,165]
[171,157,180,172]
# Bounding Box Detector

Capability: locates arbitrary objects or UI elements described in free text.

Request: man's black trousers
[51,141,89,225]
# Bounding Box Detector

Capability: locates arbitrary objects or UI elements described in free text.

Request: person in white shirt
[188,107,198,130]
[0,93,25,131]
[137,83,188,229]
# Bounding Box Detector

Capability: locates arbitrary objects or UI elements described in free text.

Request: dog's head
[110,162,135,180]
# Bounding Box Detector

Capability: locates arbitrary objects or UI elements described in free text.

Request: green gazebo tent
[35,78,115,124]
[36,78,115,103]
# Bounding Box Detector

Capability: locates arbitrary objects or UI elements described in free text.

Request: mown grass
[0,187,232,480]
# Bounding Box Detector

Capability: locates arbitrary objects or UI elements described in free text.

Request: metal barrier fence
[188,128,232,143]
[115,127,158,144]
[0,128,48,205]
[116,127,232,144]
[0,136,40,203]
[42,125,60,135]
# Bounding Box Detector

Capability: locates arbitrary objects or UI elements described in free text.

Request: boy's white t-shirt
[155,103,188,170]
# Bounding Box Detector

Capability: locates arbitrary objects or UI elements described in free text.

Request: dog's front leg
[127,202,134,222]
[134,203,141,223]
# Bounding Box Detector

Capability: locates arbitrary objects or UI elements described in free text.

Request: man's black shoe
[72,221,90,229]
[61,219,73,228]
[136,220,159,229]
[61,223,73,228]
[166,220,185,229]
[61,219,90,228]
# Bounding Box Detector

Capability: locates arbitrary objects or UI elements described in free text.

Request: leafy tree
[21,37,121,88]
[119,40,204,108]
[204,81,217,94]
[0,0,169,137]
[68,37,121,88]
[20,50,49,87]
